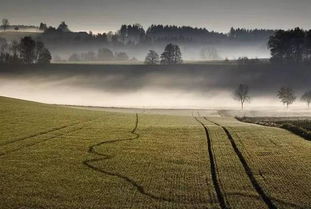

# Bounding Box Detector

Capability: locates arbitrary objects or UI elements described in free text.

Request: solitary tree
[160,43,182,64]
[277,87,296,109]
[301,91,311,108]
[2,19,9,31]
[145,50,159,64]
[234,84,250,110]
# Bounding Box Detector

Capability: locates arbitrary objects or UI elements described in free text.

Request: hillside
[0,96,310,209]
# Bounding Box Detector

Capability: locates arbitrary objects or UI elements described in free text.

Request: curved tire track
[203,117,278,209]
[194,117,229,209]
[83,114,211,204]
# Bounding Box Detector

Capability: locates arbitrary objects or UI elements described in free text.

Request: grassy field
[0,97,311,209]
[238,117,311,141]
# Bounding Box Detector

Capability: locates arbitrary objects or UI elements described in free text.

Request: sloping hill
[0,97,310,209]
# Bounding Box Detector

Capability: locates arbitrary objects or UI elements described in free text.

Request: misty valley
[1,3,311,209]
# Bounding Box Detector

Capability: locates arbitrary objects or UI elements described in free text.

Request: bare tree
[277,87,296,109]
[234,84,250,110]
[301,91,311,108]
[2,19,9,31]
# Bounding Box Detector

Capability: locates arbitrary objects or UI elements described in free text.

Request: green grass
[0,97,310,209]
[237,117,311,141]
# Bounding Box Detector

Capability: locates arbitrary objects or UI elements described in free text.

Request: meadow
[0,96,310,209]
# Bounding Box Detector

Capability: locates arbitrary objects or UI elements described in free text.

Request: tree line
[0,36,52,64]
[234,84,311,110]
[3,20,274,48]
[268,28,311,64]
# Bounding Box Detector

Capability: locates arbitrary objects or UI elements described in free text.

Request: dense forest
[36,22,275,47]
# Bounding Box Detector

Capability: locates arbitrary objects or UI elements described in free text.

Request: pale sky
[1,0,310,33]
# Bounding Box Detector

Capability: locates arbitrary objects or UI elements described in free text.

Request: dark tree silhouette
[38,48,52,64]
[301,91,311,108]
[160,43,182,64]
[2,19,9,31]
[0,36,51,64]
[39,23,48,31]
[119,24,145,45]
[19,37,36,64]
[57,21,70,32]
[268,28,309,63]
[234,84,250,110]
[277,87,296,109]
[305,30,311,62]
[145,50,159,64]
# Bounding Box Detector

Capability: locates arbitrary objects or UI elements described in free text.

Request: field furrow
[206,116,311,209]
[194,116,229,209]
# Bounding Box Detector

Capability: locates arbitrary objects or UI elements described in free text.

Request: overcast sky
[1,0,310,33]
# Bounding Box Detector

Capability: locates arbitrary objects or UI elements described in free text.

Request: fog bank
[0,64,311,110]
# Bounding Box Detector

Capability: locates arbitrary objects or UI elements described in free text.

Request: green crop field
[0,96,310,209]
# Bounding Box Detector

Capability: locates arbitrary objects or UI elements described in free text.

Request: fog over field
[1,64,310,110]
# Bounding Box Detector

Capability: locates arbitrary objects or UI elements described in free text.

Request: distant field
[238,117,311,141]
[0,96,310,208]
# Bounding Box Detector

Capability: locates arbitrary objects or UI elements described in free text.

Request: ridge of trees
[32,22,276,47]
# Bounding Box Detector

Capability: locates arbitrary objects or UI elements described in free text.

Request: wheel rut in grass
[194,117,229,209]
[203,117,278,209]
[0,122,80,146]
[0,119,96,156]
[83,114,211,204]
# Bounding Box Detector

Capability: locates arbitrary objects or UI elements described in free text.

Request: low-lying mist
[1,64,311,111]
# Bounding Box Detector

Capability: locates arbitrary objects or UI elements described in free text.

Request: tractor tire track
[83,114,211,205]
[0,119,97,157]
[194,117,229,209]
[0,122,81,147]
[203,117,278,209]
